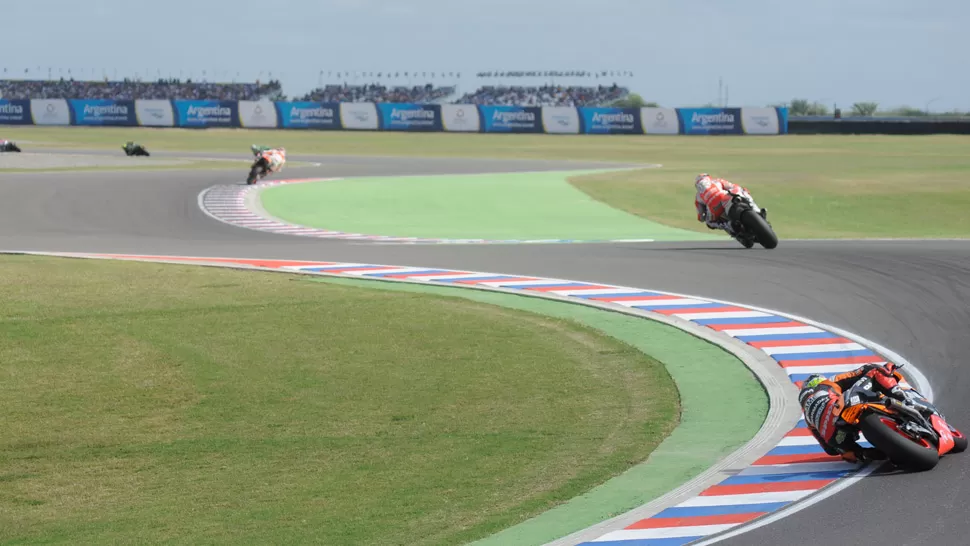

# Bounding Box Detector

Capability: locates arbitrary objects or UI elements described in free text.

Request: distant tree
[889,106,928,117]
[787,98,829,116]
[609,93,657,108]
[851,102,879,116]
[789,99,810,115]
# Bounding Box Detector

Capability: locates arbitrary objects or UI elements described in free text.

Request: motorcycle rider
[122,141,148,156]
[251,144,286,176]
[798,363,917,463]
[0,139,21,152]
[694,173,757,236]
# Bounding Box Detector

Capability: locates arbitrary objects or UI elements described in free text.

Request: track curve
[2,153,968,545]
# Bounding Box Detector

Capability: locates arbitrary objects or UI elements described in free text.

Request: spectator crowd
[0,78,283,101]
[298,83,456,103]
[455,84,628,107]
[0,78,630,107]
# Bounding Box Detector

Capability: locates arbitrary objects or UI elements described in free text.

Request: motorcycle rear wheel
[740,210,778,249]
[859,413,939,471]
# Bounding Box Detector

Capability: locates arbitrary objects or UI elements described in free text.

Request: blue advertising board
[678,107,743,135]
[480,105,542,133]
[69,99,137,126]
[173,100,238,128]
[776,107,789,134]
[0,99,31,125]
[276,102,340,129]
[377,103,442,131]
[580,107,642,134]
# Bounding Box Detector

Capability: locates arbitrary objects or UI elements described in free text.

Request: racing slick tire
[859,413,940,471]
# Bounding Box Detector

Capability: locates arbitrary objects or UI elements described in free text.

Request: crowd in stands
[298,83,456,103]
[0,78,631,107]
[0,78,283,101]
[455,84,628,107]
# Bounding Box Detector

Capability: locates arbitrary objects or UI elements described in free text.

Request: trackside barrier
[0,99,789,134]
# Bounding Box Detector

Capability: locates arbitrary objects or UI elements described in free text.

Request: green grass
[0,255,684,545]
[569,136,970,239]
[259,171,714,241]
[11,127,968,238]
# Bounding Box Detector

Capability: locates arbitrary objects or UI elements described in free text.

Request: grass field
[9,126,969,238]
[259,171,715,241]
[0,255,688,545]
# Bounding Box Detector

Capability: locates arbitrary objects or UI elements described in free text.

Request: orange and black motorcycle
[839,363,966,471]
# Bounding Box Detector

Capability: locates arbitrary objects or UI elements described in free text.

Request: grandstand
[0,76,631,108]
[297,83,456,104]
[455,84,629,107]
[0,78,283,101]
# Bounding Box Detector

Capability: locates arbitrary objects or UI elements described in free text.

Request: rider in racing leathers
[251,144,286,175]
[798,363,917,463]
[694,173,752,235]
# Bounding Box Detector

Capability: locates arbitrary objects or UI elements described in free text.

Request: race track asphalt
[2,153,968,546]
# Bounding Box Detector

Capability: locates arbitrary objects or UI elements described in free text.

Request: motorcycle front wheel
[859,412,939,471]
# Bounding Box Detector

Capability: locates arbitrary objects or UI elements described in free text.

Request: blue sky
[5,0,965,110]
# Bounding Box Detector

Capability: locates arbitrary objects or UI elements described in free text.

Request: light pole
[925,97,942,115]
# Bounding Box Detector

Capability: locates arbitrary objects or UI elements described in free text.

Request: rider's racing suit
[798,364,915,462]
[694,177,747,233]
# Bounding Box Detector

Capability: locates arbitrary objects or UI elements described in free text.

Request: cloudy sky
[5,0,965,110]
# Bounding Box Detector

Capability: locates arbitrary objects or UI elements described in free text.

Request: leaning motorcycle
[724,190,778,249]
[838,363,966,471]
[246,152,271,185]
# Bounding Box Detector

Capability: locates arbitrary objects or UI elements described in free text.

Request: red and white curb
[198,178,656,245]
[4,251,932,546]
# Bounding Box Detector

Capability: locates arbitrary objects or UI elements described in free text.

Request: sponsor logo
[290,106,335,120]
[82,104,129,118]
[451,108,468,126]
[391,108,434,121]
[592,112,635,125]
[41,102,62,121]
[0,103,23,115]
[493,110,535,124]
[187,105,231,118]
[352,111,370,122]
[553,115,571,126]
[147,108,166,119]
[691,111,735,126]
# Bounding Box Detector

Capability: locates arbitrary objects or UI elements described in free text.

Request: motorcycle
[0,140,21,152]
[838,363,966,471]
[724,190,778,249]
[246,152,271,185]
[246,149,284,185]
[122,142,150,157]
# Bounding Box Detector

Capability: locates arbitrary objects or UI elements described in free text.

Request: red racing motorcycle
[839,363,966,471]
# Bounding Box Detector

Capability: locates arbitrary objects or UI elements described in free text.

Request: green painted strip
[307,276,767,545]
[260,171,716,241]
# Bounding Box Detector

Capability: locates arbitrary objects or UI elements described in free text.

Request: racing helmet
[694,173,712,192]
[802,374,826,390]
[797,374,828,406]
